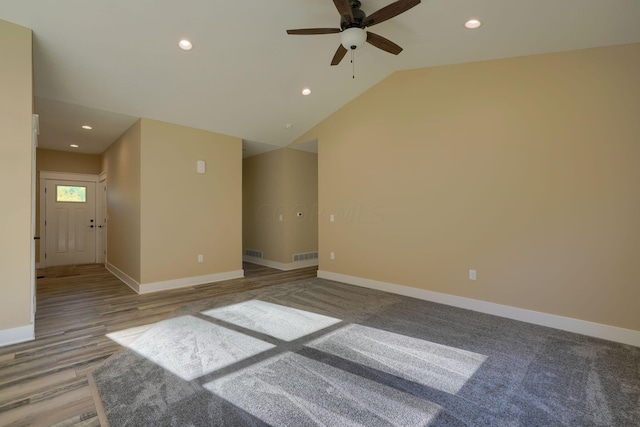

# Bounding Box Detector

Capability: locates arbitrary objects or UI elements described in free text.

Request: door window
[56,185,87,203]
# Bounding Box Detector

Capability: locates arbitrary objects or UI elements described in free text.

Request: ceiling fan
[287,0,421,66]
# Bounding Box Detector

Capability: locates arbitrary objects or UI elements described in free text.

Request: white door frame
[31,115,38,322]
[96,172,107,265]
[39,171,100,267]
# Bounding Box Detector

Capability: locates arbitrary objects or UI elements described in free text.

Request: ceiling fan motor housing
[341,0,366,29]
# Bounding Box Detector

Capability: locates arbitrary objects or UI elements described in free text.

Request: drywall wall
[101,120,142,283]
[242,148,318,265]
[294,43,640,332]
[243,149,288,263]
[283,149,318,259]
[37,148,102,174]
[0,19,33,341]
[139,119,242,284]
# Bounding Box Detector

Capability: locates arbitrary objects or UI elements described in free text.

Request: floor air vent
[244,249,263,258]
[293,251,318,262]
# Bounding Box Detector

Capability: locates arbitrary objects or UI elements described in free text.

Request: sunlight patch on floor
[204,352,443,426]
[103,302,486,424]
[202,300,342,341]
[307,324,488,394]
[109,315,275,381]
[106,323,156,347]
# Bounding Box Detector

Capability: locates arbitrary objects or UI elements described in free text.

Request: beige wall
[294,43,640,331]
[35,148,102,262]
[102,120,142,282]
[0,20,33,333]
[243,149,288,262]
[139,119,242,284]
[37,148,102,175]
[283,149,318,258]
[243,148,318,264]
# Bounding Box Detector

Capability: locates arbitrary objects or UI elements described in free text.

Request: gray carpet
[92,278,640,426]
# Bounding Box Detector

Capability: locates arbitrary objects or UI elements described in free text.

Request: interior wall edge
[106,262,140,294]
[0,323,35,348]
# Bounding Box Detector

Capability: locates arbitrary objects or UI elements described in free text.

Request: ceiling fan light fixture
[340,27,366,50]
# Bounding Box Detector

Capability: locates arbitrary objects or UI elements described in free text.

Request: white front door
[45,179,97,266]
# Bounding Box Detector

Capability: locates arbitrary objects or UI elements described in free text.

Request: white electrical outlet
[330,252,335,260]
[469,269,477,280]
[196,160,206,174]
[198,254,204,263]
[330,214,335,222]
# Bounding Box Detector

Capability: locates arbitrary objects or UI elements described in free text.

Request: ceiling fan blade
[366,32,403,55]
[363,0,421,27]
[333,0,353,24]
[287,28,341,35]
[331,44,348,66]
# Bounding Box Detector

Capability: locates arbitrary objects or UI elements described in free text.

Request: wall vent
[293,251,318,262]
[244,249,263,258]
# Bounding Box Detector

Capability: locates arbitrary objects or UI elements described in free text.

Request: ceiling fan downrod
[341,0,366,30]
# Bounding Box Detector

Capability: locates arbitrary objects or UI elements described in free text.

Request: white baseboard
[317,270,640,347]
[0,323,35,348]
[243,255,318,271]
[138,270,245,294]
[106,262,140,293]
[106,262,244,294]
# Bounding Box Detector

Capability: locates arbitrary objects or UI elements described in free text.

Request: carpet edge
[87,372,111,427]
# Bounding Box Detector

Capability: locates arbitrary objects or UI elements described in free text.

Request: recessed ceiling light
[301,88,311,96]
[70,144,79,148]
[81,125,92,130]
[178,39,193,51]
[464,19,482,29]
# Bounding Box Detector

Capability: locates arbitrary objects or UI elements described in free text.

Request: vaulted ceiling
[2,0,639,155]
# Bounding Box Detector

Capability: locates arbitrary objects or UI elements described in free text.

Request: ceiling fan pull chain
[351,49,355,79]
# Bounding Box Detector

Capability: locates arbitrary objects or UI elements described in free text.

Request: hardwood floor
[0,263,318,426]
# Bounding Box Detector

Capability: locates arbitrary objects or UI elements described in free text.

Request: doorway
[40,172,99,267]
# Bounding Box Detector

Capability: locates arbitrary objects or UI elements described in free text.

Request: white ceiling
[34,97,138,154]
[2,0,640,156]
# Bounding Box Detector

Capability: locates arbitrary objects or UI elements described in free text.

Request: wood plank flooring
[0,263,318,427]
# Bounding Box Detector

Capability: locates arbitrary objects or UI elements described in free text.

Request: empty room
[1,1,639,426]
